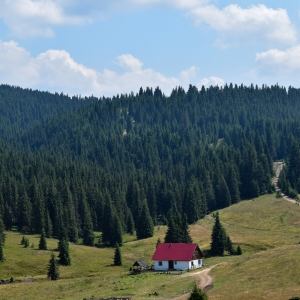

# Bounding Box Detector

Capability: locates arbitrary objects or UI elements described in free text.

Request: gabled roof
[152,243,203,261]
[133,260,148,267]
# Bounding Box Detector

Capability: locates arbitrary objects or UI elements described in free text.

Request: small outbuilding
[132,260,148,269]
[152,243,203,271]
[130,260,149,274]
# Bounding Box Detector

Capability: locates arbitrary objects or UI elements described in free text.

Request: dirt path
[273,162,298,204]
[171,264,224,300]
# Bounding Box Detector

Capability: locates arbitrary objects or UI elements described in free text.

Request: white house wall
[154,259,202,271]
[190,259,202,269]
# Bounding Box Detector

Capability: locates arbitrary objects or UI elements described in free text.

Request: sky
[0,0,299,97]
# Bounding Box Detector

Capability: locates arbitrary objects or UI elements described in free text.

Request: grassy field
[0,194,300,299]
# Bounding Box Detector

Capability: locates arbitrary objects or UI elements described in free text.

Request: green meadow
[0,194,300,299]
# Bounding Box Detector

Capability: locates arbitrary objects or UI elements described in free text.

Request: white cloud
[0,0,84,37]
[116,54,143,72]
[0,0,211,37]
[189,4,298,46]
[132,0,209,9]
[0,40,202,96]
[198,76,224,87]
[255,45,300,74]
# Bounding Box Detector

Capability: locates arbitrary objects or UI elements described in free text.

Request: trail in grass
[273,162,298,204]
[171,264,224,299]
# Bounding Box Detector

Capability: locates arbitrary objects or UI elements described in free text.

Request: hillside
[1,84,300,246]
[0,194,299,299]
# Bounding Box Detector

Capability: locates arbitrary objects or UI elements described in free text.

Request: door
[168,260,174,269]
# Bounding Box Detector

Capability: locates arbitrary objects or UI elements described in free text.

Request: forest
[0,83,299,247]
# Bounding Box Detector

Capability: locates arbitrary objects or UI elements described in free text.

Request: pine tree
[0,216,5,245]
[181,214,193,243]
[136,199,154,240]
[225,236,234,255]
[127,210,135,235]
[164,213,192,243]
[24,237,30,248]
[210,212,227,256]
[0,239,4,262]
[236,245,242,255]
[58,236,71,266]
[188,284,208,300]
[113,243,122,266]
[111,216,123,247]
[82,200,94,246]
[47,253,59,280]
[38,228,47,250]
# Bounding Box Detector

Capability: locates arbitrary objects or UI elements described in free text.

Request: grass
[0,194,300,299]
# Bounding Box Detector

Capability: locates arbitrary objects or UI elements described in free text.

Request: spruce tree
[111,216,123,247]
[127,210,135,235]
[82,201,94,246]
[164,213,192,243]
[47,252,59,280]
[236,245,242,255]
[136,199,154,240]
[188,284,208,300]
[181,214,193,243]
[210,212,227,256]
[113,243,122,266]
[0,239,4,262]
[164,214,181,243]
[0,216,5,245]
[58,235,71,266]
[39,228,47,250]
[225,236,234,255]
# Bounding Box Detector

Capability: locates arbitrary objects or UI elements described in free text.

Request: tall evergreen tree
[136,199,154,240]
[210,212,227,256]
[0,216,5,245]
[39,228,47,250]
[113,243,122,266]
[0,239,4,262]
[58,235,71,266]
[47,252,59,280]
[181,214,193,243]
[127,210,135,235]
[81,196,94,246]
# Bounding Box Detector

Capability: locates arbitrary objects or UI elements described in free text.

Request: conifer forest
[0,83,300,246]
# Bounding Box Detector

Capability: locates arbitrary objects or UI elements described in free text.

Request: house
[152,243,204,271]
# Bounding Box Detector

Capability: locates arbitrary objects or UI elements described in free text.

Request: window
[174,261,177,265]
[158,261,162,266]
[198,260,201,265]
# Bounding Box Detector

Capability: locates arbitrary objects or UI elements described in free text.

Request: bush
[188,284,208,300]
[236,245,242,255]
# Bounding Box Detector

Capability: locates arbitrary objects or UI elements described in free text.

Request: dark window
[158,261,162,266]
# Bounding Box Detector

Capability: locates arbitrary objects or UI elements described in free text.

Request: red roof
[152,243,203,261]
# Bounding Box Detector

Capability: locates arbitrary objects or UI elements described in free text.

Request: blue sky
[0,0,299,97]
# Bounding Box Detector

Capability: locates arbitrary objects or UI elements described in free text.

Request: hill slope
[0,194,299,299]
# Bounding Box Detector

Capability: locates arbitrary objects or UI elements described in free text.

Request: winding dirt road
[169,162,296,300]
[171,264,224,299]
[273,162,298,204]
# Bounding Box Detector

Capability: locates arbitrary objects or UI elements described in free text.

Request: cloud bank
[255,45,300,75]
[0,40,218,96]
[189,4,298,46]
